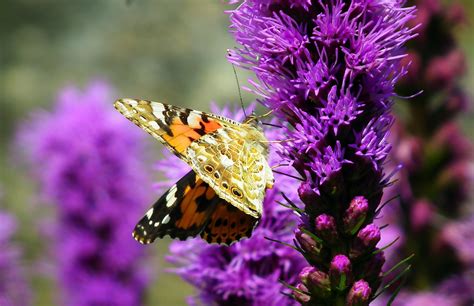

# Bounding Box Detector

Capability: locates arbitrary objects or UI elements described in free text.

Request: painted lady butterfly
[114,98,274,245]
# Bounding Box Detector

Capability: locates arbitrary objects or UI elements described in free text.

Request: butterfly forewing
[114,99,239,160]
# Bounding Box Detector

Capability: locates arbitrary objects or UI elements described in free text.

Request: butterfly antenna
[262,122,284,128]
[231,62,247,118]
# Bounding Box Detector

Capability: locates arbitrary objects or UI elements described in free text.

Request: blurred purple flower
[441,215,474,267]
[163,103,305,306]
[229,0,415,304]
[19,81,152,306]
[375,0,474,303]
[0,211,31,306]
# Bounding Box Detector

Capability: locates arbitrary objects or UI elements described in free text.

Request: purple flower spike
[347,280,372,306]
[315,214,338,244]
[0,211,31,306]
[343,196,369,234]
[19,81,151,306]
[376,0,474,301]
[229,0,415,304]
[329,255,352,290]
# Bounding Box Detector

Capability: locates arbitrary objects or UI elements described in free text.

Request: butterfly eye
[231,187,243,198]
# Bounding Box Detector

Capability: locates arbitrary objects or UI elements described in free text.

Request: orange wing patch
[200,201,258,245]
[162,117,221,154]
[114,99,223,158]
[174,177,218,230]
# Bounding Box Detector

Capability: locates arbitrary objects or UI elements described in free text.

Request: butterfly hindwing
[133,170,220,244]
[187,125,274,219]
[133,170,257,245]
[114,99,240,160]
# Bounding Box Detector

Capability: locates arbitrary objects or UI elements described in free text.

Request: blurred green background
[0,1,472,305]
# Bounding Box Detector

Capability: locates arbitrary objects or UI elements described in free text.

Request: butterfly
[114,98,274,245]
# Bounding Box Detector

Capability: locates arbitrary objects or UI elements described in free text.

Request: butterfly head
[243,112,263,130]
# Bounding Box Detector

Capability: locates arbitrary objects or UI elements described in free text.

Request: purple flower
[229,0,415,304]
[0,211,31,306]
[164,104,305,306]
[18,81,152,306]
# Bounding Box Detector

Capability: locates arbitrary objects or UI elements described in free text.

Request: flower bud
[295,228,324,263]
[351,224,380,258]
[294,283,311,303]
[298,182,318,205]
[315,214,338,244]
[329,255,352,290]
[357,224,381,248]
[411,199,433,231]
[343,196,368,235]
[300,267,331,299]
[347,280,372,306]
[299,266,317,283]
[295,228,318,252]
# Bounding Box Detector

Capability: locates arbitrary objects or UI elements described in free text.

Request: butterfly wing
[200,201,258,245]
[187,125,274,219]
[133,170,220,244]
[133,170,257,245]
[114,98,241,161]
[116,98,273,245]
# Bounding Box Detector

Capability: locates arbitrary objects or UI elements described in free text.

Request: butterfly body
[114,98,274,245]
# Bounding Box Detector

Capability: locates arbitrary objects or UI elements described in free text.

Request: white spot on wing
[162,214,171,224]
[145,208,154,219]
[149,121,160,130]
[151,103,165,118]
[154,222,160,227]
[204,136,217,145]
[187,113,203,128]
[220,155,234,168]
[197,155,207,162]
[166,186,177,207]
[217,129,232,140]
